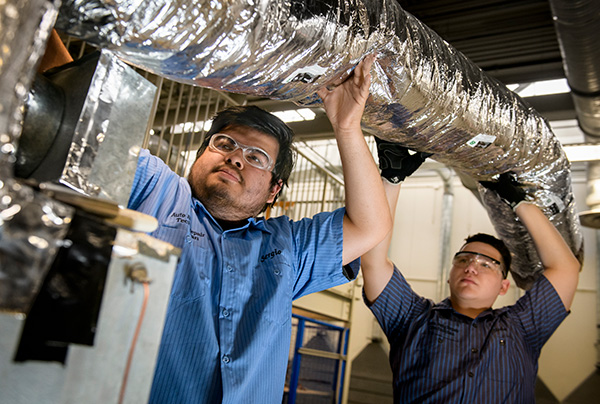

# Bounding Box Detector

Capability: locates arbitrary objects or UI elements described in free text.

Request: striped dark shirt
[367,267,568,403]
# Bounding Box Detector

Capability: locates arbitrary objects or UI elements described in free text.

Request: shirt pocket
[415,321,460,383]
[484,333,523,384]
[251,257,292,325]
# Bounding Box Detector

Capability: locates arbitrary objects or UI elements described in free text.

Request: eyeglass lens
[452,252,501,273]
[211,134,272,170]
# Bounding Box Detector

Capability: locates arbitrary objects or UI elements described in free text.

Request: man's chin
[196,191,249,219]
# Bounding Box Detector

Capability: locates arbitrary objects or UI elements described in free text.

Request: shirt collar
[434,297,503,320]
[248,216,272,233]
[434,298,455,312]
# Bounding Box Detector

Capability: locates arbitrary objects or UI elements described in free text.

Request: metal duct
[549,0,600,228]
[549,0,600,136]
[54,0,583,289]
[19,50,157,206]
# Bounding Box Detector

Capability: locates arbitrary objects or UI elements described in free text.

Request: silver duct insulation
[0,0,58,163]
[54,0,582,288]
[0,0,76,313]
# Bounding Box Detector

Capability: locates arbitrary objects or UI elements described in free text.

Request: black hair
[196,105,297,208]
[462,233,511,278]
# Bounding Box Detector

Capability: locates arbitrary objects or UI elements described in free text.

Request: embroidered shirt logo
[190,230,205,240]
[261,249,282,262]
[169,212,205,239]
[170,212,190,225]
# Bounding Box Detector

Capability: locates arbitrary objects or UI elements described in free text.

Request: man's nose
[464,261,478,274]
[226,149,244,168]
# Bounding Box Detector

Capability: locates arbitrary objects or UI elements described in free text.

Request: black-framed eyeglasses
[208,133,274,171]
[452,251,506,278]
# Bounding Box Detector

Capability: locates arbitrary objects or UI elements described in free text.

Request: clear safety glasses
[452,251,506,278]
[208,133,274,171]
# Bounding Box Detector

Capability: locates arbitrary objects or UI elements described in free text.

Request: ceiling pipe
[548,0,600,228]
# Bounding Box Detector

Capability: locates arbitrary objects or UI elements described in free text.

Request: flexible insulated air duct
[54,0,582,289]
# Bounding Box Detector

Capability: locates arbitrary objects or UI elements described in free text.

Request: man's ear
[498,279,511,296]
[267,179,283,204]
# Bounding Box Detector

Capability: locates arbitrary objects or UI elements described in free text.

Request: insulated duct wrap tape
[55,0,583,288]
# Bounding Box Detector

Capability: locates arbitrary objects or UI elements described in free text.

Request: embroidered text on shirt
[170,212,191,224]
[190,230,206,240]
[261,249,282,262]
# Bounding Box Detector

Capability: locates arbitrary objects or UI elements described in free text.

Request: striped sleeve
[289,208,350,299]
[127,148,162,210]
[510,274,569,352]
[126,149,190,226]
[366,266,430,342]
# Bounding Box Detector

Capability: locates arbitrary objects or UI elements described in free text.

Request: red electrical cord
[118,281,150,404]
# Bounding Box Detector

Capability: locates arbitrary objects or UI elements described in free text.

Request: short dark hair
[462,233,511,278]
[196,105,297,207]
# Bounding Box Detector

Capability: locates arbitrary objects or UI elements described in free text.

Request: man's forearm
[337,128,391,264]
[316,55,391,265]
[515,202,580,309]
[361,179,399,302]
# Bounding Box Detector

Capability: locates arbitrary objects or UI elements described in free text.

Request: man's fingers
[316,87,331,101]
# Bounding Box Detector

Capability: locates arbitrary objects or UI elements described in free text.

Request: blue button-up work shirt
[128,149,356,403]
[368,266,568,403]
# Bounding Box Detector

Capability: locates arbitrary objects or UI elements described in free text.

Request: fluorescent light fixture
[273,108,316,123]
[171,120,212,134]
[562,143,600,162]
[507,78,570,97]
[169,108,316,134]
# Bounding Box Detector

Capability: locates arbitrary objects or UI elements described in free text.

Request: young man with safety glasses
[127,55,391,403]
[360,140,580,403]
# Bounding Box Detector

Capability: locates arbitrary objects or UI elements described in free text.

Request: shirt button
[226,265,233,272]
[222,308,230,317]
[274,268,281,275]
[500,339,505,345]
[185,235,192,243]
[438,338,443,343]
[471,348,478,353]
[468,371,474,377]
[472,324,478,328]
[222,355,230,364]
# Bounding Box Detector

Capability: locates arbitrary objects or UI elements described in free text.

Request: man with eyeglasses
[127,55,392,403]
[359,140,580,403]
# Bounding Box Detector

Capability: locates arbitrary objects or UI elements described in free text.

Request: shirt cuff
[343,257,361,280]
